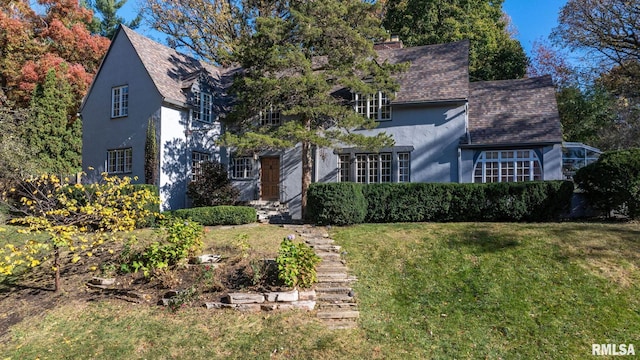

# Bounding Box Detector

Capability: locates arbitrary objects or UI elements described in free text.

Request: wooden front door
[260,157,280,201]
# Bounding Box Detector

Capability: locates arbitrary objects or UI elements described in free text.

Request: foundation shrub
[170,206,256,225]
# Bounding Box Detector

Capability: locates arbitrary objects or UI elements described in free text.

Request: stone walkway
[285,225,359,330]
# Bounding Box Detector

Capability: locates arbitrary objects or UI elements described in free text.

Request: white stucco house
[81,26,563,220]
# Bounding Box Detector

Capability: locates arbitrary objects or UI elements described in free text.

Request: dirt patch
[0,246,287,343]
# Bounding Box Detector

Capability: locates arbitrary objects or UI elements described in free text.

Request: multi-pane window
[260,106,281,126]
[193,89,213,123]
[353,91,391,121]
[398,152,410,183]
[231,157,253,179]
[354,153,392,184]
[473,150,542,183]
[338,154,350,182]
[111,85,128,118]
[191,151,211,181]
[107,148,132,174]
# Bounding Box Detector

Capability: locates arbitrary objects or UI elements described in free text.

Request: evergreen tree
[223,0,406,217]
[382,0,528,81]
[144,117,159,184]
[26,69,80,175]
[88,0,142,39]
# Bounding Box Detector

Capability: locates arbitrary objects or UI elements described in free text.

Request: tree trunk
[301,139,312,221]
[301,115,313,220]
[53,245,61,292]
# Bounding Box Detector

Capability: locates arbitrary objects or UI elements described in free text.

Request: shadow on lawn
[447,230,520,253]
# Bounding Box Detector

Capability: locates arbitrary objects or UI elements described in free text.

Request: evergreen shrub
[306,181,572,224]
[306,183,367,225]
[171,206,256,225]
[574,149,640,218]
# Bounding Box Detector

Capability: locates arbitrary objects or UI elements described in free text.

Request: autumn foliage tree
[0,0,109,111]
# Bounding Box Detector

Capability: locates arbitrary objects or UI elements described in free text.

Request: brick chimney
[374,35,403,50]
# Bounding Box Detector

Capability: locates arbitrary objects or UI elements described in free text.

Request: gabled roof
[377,40,469,103]
[467,75,563,146]
[121,26,222,106]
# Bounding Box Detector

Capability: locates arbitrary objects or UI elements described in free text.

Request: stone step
[317,272,349,281]
[317,302,358,310]
[317,310,360,320]
[316,252,341,261]
[317,266,347,273]
[323,319,359,330]
[314,287,353,295]
[310,244,341,252]
[305,238,335,246]
[317,293,355,303]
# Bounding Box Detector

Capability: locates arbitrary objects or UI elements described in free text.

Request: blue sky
[121,0,568,58]
[503,0,567,55]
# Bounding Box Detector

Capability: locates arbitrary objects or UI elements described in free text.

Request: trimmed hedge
[306,181,573,225]
[170,206,256,226]
[306,183,367,225]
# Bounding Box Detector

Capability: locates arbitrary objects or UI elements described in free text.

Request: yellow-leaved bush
[0,172,159,291]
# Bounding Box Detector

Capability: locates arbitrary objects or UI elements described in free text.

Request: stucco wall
[313,103,467,185]
[81,33,163,182]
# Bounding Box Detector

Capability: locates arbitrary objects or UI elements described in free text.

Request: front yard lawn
[1,222,638,359]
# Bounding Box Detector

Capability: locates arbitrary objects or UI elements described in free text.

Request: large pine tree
[223,0,406,218]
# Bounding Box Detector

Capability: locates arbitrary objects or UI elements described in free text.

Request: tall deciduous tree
[223,0,405,217]
[552,0,640,150]
[382,0,528,81]
[88,0,142,39]
[26,69,81,175]
[143,0,248,66]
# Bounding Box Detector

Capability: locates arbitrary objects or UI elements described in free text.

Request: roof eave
[392,98,468,106]
[459,141,562,149]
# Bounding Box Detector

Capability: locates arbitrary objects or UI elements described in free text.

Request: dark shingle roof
[468,76,562,145]
[122,26,221,106]
[377,40,469,103]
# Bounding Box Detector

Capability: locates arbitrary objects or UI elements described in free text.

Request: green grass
[1,222,639,359]
[334,222,640,359]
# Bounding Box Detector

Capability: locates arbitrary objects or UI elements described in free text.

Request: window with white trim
[231,156,253,179]
[191,151,211,181]
[111,85,128,118]
[107,148,132,174]
[260,106,281,126]
[193,88,213,123]
[398,152,410,182]
[355,153,392,183]
[353,91,391,121]
[473,150,542,183]
[338,154,350,182]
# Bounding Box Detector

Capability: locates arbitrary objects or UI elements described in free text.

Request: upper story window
[260,106,281,126]
[473,150,542,183]
[193,88,213,123]
[107,148,132,174]
[231,156,253,179]
[353,91,391,121]
[191,151,211,181]
[111,85,128,118]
